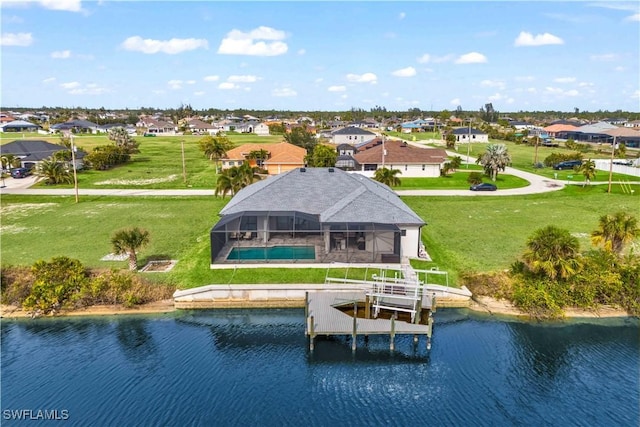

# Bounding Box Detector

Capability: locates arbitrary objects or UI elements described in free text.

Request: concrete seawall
[173,284,472,309]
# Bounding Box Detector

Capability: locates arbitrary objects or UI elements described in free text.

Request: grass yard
[2,186,638,290]
[2,133,284,190]
[397,172,529,190]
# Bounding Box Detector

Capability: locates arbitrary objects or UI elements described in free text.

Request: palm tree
[522,225,581,280]
[476,143,511,181]
[198,134,232,172]
[576,159,596,186]
[1,154,19,171]
[591,211,639,254]
[449,156,462,171]
[35,157,73,185]
[247,149,270,168]
[373,167,402,187]
[235,161,262,188]
[111,227,150,271]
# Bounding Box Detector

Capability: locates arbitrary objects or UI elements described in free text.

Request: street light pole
[607,136,617,194]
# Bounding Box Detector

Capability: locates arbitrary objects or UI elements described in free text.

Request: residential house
[1,140,85,170]
[543,123,578,138]
[555,121,618,143]
[209,167,426,265]
[222,142,307,175]
[451,127,489,143]
[136,117,176,135]
[184,118,216,135]
[623,120,640,129]
[331,126,377,146]
[602,127,640,148]
[50,119,101,134]
[353,139,447,178]
[0,120,42,133]
[254,123,270,136]
[509,120,536,131]
[335,144,359,170]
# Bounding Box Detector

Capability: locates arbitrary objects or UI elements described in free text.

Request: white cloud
[346,73,377,84]
[625,13,640,22]
[328,85,346,92]
[480,79,505,89]
[51,50,71,59]
[121,36,209,54]
[433,54,455,63]
[515,76,535,82]
[203,75,220,82]
[38,0,83,12]
[544,87,579,97]
[227,75,259,83]
[297,48,306,55]
[219,82,239,90]
[450,98,461,106]
[417,54,430,64]
[455,52,488,64]
[60,81,81,89]
[42,77,56,84]
[186,80,196,85]
[553,77,576,83]
[578,82,594,87]
[68,83,108,95]
[590,53,618,61]
[194,91,205,96]
[514,31,564,47]
[168,80,183,90]
[314,78,324,84]
[399,12,406,20]
[1,32,33,46]
[614,66,626,72]
[391,66,416,77]
[272,87,297,97]
[217,26,288,56]
[526,87,537,93]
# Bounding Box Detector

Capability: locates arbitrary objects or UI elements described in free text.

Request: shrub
[543,152,583,167]
[467,172,484,185]
[23,257,88,315]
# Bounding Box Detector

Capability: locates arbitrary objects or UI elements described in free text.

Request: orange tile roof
[544,124,578,132]
[225,142,307,165]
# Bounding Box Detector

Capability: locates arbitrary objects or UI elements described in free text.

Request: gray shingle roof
[451,127,486,135]
[0,140,84,161]
[332,126,376,136]
[220,167,424,225]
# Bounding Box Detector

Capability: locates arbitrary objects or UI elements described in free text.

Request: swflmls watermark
[3,409,69,421]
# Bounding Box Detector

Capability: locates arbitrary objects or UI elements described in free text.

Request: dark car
[553,160,582,170]
[470,182,497,191]
[10,167,31,179]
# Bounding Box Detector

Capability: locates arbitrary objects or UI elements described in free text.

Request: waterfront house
[209,167,426,265]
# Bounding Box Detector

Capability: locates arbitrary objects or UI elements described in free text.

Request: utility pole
[466,119,471,169]
[71,134,79,203]
[607,136,616,194]
[382,133,386,168]
[181,139,187,184]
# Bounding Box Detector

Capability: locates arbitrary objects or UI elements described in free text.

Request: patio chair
[242,231,253,240]
[230,232,239,239]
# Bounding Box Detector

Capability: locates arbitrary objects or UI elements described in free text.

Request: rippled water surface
[2,309,638,426]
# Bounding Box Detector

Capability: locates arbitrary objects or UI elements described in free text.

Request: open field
[398,172,529,190]
[2,185,637,289]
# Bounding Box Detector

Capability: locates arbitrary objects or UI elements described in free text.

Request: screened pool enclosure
[210,210,404,264]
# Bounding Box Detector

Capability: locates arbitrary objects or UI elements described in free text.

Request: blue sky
[1,1,639,112]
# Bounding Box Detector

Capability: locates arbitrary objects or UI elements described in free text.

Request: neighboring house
[136,117,176,135]
[602,127,640,148]
[254,123,270,136]
[331,126,377,145]
[555,121,618,143]
[623,120,640,129]
[353,139,447,178]
[543,123,578,138]
[0,114,16,123]
[451,127,489,143]
[0,120,41,133]
[209,167,426,265]
[335,144,359,170]
[222,142,307,175]
[0,139,85,170]
[509,120,536,131]
[50,119,101,134]
[185,118,216,135]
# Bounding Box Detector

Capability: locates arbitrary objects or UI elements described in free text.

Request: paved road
[0,158,635,197]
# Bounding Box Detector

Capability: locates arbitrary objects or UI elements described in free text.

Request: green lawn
[397,172,529,190]
[2,186,637,290]
[2,133,284,190]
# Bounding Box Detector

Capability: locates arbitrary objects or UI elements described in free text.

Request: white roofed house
[254,123,270,136]
[210,167,427,265]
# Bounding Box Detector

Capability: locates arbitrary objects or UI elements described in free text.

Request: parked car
[613,160,633,166]
[10,167,31,179]
[553,160,582,170]
[470,182,497,191]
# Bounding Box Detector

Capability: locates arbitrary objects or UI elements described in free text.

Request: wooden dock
[305,290,435,352]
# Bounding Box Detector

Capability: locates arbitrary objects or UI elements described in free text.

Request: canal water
[1,309,638,426]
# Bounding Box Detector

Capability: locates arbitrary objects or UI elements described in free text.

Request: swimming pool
[227,246,316,261]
